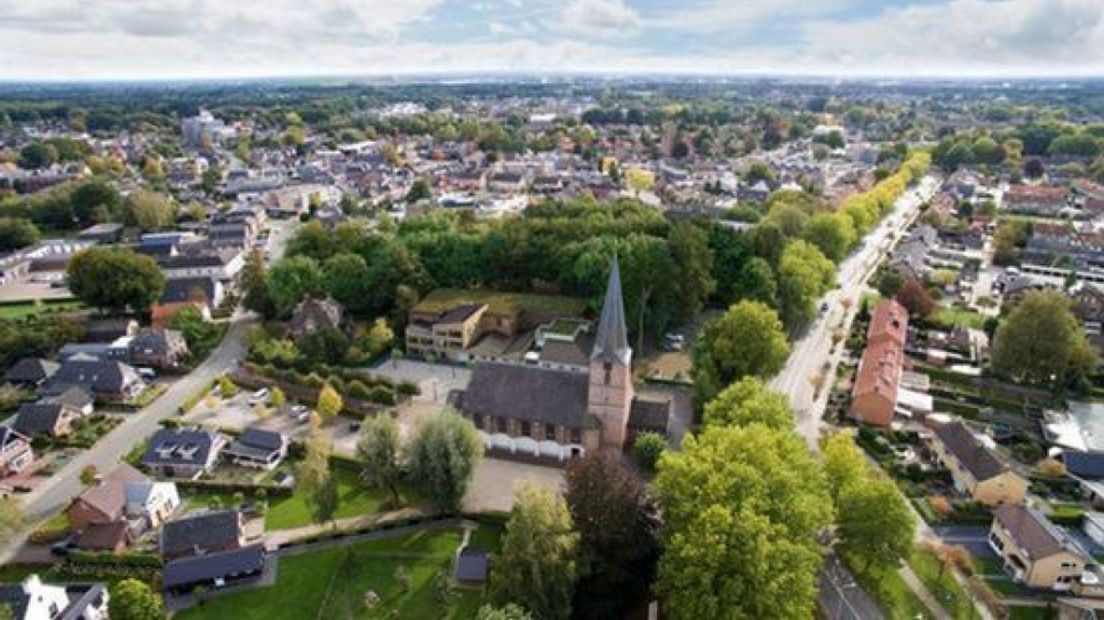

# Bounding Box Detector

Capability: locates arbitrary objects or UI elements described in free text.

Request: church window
[570,428,582,443]
[496,417,507,433]
[603,362,612,385]
[520,421,531,436]
[546,424,556,440]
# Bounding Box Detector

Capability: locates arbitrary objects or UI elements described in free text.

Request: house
[68,463,179,536]
[74,521,134,554]
[42,357,145,403]
[488,171,527,193]
[0,428,34,477]
[222,427,288,470]
[405,303,487,359]
[288,297,344,343]
[157,249,244,283]
[160,510,244,561]
[448,258,670,459]
[453,546,488,587]
[83,318,139,343]
[128,328,190,370]
[0,575,108,620]
[141,427,227,479]
[1057,451,1104,507]
[989,503,1090,591]
[2,358,59,387]
[160,276,224,309]
[930,420,1027,506]
[45,386,94,415]
[77,223,124,244]
[850,300,909,427]
[12,403,83,438]
[1003,185,1069,215]
[163,543,266,595]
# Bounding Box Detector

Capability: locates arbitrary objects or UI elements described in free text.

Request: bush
[366,386,396,406]
[397,380,421,397]
[632,432,666,472]
[345,380,372,400]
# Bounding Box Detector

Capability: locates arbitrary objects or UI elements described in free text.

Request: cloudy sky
[1,0,1103,80]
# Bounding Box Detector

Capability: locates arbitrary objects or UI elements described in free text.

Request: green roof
[414,288,587,318]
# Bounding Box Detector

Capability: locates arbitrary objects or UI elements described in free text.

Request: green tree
[67,247,165,313]
[691,300,790,405]
[992,290,1098,388]
[406,408,483,512]
[476,604,533,620]
[108,579,163,620]
[737,257,778,306]
[18,142,58,170]
[492,484,579,620]
[668,222,716,322]
[266,255,324,317]
[296,416,334,526]
[322,252,372,313]
[239,250,276,319]
[875,267,905,298]
[269,386,286,408]
[631,432,666,472]
[218,376,238,398]
[820,432,867,503]
[802,212,856,263]
[837,477,914,575]
[122,189,176,232]
[356,413,404,508]
[778,240,836,330]
[654,424,833,619]
[565,454,659,620]
[316,383,343,419]
[69,178,121,226]
[703,376,793,430]
[0,218,40,251]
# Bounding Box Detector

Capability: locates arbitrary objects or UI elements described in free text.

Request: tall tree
[296,415,334,526]
[67,247,165,313]
[802,212,856,263]
[896,278,934,318]
[564,454,659,619]
[820,432,867,503]
[266,255,324,317]
[654,424,833,619]
[406,408,483,512]
[108,579,163,620]
[239,250,275,319]
[992,290,1098,388]
[492,484,579,620]
[0,218,40,252]
[122,189,176,232]
[837,477,914,575]
[778,239,836,330]
[691,300,790,405]
[356,413,404,508]
[315,383,344,419]
[703,376,793,430]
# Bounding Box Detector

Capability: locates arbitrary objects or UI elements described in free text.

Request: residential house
[74,521,134,554]
[68,463,179,536]
[1003,185,1070,216]
[157,249,243,283]
[2,358,59,387]
[850,300,909,427]
[160,509,244,561]
[0,428,33,477]
[0,575,108,620]
[141,427,228,479]
[163,544,266,595]
[12,403,83,438]
[160,276,224,310]
[83,318,139,343]
[42,357,145,403]
[930,420,1027,506]
[46,386,95,416]
[76,223,124,244]
[989,503,1090,591]
[488,170,526,194]
[288,297,343,343]
[222,427,288,470]
[128,328,190,370]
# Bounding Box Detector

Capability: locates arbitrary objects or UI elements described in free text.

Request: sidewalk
[899,564,952,620]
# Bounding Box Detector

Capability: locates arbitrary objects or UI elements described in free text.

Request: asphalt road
[771,175,942,448]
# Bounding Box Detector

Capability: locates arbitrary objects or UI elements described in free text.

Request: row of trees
[0,177,178,233]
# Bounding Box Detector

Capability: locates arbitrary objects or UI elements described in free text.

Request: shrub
[345,380,372,400]
[397,380,421,397]
[367,386,396,405]
[632,432,666,472]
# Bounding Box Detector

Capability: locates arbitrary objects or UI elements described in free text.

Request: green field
[0,299,84,320]
[414,288,587,318]
[177,525,498,620]
[185,467,398,531]
[909,547,982,620]
[932,306,989,330]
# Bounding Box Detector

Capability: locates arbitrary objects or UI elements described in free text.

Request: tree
[239,250,276,319]
[691,300,789,405]
[778,240,836,330]
[296,415,335,526]
[80,465,99,486]
[322,252,372,313]
[802,212,856,263]
[624,167,655,195]
[703,376,793,430]
[67,247,165,313]
[269,386,286,408]
[667,222,716,322]
[993,290,1098,388]
[0,498,24,547]
[406,178,432,202]
[108,579,163,620]
[837,477,914,575]
[70,178,121,226]
[632,432,666,472]
[565,455,659,619]
[406,408,483,512]
[266,255,324,317]
[122,189,176,232]
[316,383,343,419]
[654,424,833,619]
[492,484,579,620]
[18,142,58,170]
[875,267,905,297]
[356,413,404,508]
[476,604,533,620]
[896,278,935,318]
[217,376,238,398]
[0,218,40,251]
[820,432,867,502]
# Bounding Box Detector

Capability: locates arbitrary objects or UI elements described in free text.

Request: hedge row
[68,550,161,566]
[175,479,293,498]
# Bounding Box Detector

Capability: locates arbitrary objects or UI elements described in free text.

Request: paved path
[263,507,426,550]
[899,564,952,620]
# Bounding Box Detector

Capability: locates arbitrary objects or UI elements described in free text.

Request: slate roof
[2,358,59,384]
[142,428,223,468]
[163,544,265,589]
[59,584,108,620]
[45,358,142,395]
[591,257,631,366]
[1061,450,1104,480]
[454,547,488,582]
[129,328,187,357]
[455,362,589,427]
[933,421,1008,481]
[161,510,241,558]
[12,403,75,436]
[437,303,485,324]
[74,463,149,520]
[0,583,31,618]
[994,503,1082,560]
[224,427,286,460]
[47,386,94,410]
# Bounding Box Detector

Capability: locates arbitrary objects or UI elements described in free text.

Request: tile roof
[2,358,59,384]
[933,421,1008,481]
[74,521,131,551]
[74,463,149,520]
[867,299,908,347]
[1060,450,1104,480]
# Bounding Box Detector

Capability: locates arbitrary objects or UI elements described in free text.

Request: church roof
[451,362,589,428]
[591,256,631,366]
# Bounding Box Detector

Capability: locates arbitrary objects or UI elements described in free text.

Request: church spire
[591,255,632,366]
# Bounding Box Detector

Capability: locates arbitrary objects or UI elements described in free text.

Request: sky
[1,0,1103,80]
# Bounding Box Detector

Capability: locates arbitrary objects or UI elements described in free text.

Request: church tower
[587,256,634,451]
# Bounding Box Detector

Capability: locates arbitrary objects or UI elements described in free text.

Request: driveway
[931,525,996,558]
[463,457,565,514]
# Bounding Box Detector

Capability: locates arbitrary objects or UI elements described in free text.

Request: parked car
[290,404,307,416]
[249,388,270,405]
[273,471,294,488]
[137,367,156,380]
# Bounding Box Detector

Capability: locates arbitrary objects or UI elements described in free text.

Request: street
[771,175,942,448]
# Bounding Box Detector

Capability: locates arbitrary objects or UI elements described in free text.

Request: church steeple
[591,255,632,367]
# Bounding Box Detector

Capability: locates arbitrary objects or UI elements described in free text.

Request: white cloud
[646,0,849,35]
[560,0,640,38]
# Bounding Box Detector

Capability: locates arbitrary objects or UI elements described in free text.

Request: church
[447,257,671,460]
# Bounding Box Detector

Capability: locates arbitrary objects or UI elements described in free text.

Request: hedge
[179,378,217,414]
[175,479,293,498]
[68,550,161,566]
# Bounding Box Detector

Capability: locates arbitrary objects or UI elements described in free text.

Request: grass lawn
[909,547,982,620]
[184,467,397,531]
[932,306,989,330]
[1007,606,1056,620]
[0,299,84,320]
[969,554,1005,576]
[842,551,933,620]
[177,526,498,620]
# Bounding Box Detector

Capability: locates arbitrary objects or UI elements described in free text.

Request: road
[771,174,942,449]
